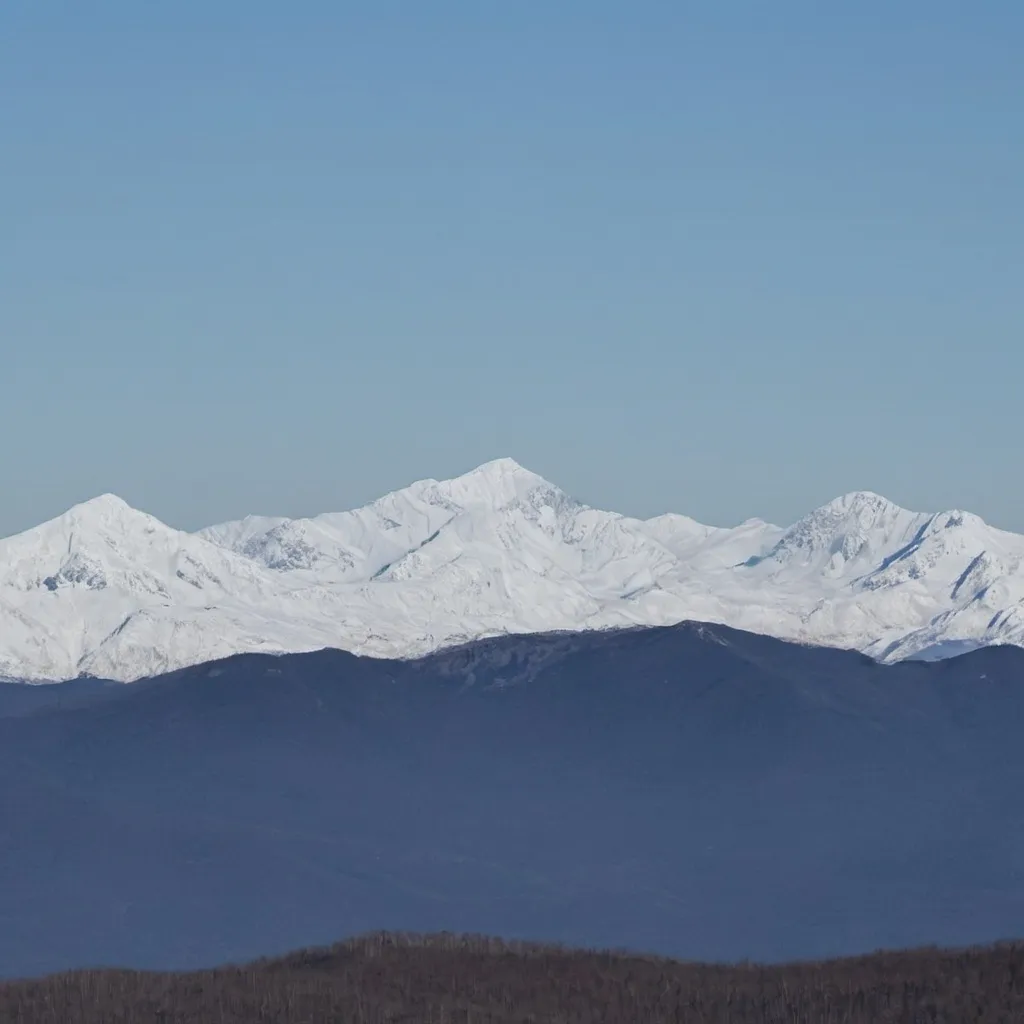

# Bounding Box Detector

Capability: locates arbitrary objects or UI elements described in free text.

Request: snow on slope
[2,459,1023,682]
[200,461,1024,667]
[0,495,344,681]
[738,492,1024,659]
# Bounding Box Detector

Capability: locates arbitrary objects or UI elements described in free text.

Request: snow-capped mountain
[737,491,1024,660]
[2,458,1023,681]
[0,493,350,682]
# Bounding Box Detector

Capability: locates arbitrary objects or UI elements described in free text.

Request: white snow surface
[3,458,1024,682]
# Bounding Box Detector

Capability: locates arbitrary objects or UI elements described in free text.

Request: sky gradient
[3,2,1022,536]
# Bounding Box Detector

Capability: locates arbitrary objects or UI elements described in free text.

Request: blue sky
[3,2,1022,534]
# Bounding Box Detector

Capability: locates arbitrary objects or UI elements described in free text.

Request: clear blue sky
[3,2,1022,535]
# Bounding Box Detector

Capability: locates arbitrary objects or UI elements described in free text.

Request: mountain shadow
[1,622,1023,978]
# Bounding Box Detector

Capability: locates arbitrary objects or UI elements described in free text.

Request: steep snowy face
[858,510,1020,593]
[0,495,328,682]
[753,493,1024,598]
[205,460,776,606]
[208,458,690,624]
[199,459,555,583]
[864,512,1024,661]
[745,492,924,582]
[733,492,1024,656]
[0,494,264,599]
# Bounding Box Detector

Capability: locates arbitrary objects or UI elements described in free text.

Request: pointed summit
[53,492,167,536]
[785,491,912,540]
[814,491,908,520]
[437,458,563,509]
[471,456,531,474]
[65,492,134,516]
[450,457,547,485]
[747,491,920,577]
[77,492,129,508]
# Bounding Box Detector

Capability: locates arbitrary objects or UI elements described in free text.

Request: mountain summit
[746,491,920,577]
[2,462,1023,681]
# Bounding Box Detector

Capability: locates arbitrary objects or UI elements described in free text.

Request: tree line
[2,930,1022,1022]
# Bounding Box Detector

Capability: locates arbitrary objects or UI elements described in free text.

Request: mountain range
[3,458,1023,682]
[3,624,1023,976]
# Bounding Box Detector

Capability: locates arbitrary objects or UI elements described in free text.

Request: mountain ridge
[3,459,1023,681]
[2,623,1024,974]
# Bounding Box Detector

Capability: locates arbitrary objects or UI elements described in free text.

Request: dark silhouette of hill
[2,622,1023,978]
[3,931,1023,1023]
[0,676,113,717]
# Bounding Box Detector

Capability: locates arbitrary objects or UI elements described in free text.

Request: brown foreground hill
[2,932,1023,1023]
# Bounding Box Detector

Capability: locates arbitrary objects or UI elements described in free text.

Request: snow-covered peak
[446,456,545,491]
[746,491,921,580]
[54,492,157,531]
[0,493,300,680]
[0,489,281,596]
[416,458,570,513]
[2,495,153,587]
[12,491,157,543]
[786,490,913,542]
[201,459,579,582]
[67,491,133,514]
[821,490,903,514]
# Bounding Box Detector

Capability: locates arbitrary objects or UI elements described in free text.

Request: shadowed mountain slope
[1,622,1023,978]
